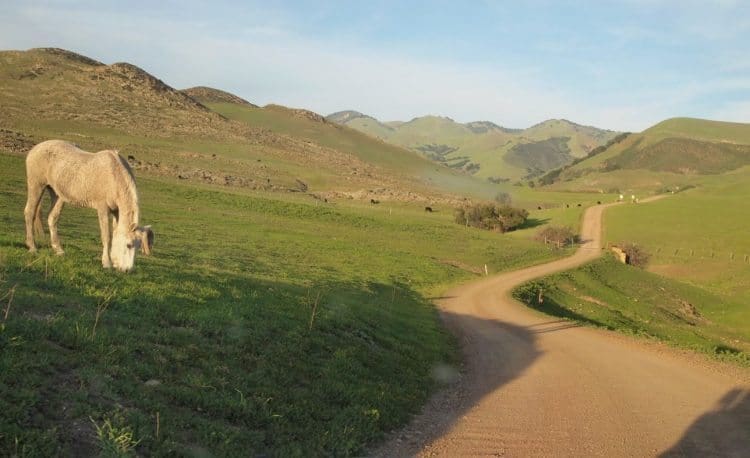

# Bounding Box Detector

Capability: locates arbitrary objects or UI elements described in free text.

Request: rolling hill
[326,110,620,182]
[0,47,494,204]
[541,117,750,192]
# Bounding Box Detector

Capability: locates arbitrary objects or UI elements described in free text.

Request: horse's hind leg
[24,181,46,252]
[47,189,65,255]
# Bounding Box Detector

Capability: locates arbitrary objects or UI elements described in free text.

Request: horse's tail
[33,194,44,238]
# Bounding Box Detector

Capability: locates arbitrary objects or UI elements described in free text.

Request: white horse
[24,140,154,272]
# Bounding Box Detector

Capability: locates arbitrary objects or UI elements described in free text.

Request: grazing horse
[24,140,153,272]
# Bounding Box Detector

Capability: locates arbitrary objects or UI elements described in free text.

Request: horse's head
[111,224,154,272]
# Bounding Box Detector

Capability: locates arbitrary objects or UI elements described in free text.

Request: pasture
[0,152,561,456]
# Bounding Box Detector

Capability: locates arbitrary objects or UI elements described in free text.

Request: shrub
[620,242,650,268]
[454,203,529,232]
[535,226,579,247]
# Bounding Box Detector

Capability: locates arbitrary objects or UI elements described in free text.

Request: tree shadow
[659,388,750,457]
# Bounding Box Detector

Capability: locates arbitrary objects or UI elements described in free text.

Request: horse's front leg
[47,190,65,255]
[97,207,112,268]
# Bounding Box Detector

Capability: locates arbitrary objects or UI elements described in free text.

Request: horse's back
[26,140,126,206]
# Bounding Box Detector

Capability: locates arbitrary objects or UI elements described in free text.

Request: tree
[535,226,578,247]
[454,203,529,232]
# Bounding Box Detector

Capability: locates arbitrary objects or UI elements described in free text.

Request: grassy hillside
[0,151,561,456]
[0,48,498,204]
[546,117,750,192]
[514,256,750,362]
[327,111,620,181]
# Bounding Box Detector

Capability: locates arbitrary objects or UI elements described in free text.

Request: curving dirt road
[374,200,750,457]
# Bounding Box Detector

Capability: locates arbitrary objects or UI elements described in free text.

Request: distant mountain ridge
[538,117,750,191]
[326,111,620,181]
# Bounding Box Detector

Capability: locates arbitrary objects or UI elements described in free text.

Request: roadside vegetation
[513,256,750,364]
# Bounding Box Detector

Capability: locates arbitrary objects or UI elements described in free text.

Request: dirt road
[374,201,750,457]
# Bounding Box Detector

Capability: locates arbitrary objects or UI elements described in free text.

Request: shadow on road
[659,388,750,457]
[370,311,541,456]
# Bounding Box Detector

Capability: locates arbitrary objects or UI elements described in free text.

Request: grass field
[604,168,750,307]
[0,152,562,456]
[514,256,750,362]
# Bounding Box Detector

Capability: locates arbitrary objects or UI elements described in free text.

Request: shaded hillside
[0,47,491,202]
[504,137,574,178]
[543,117,750,191]
[326,111,619,181]
[609,137,750,174]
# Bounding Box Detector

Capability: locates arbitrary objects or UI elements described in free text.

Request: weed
[91,416,140,457]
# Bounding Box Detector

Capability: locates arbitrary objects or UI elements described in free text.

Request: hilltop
[540,117,750,192]
[326,111,620,181]
[0,47,490,203]
[182,86,257,107]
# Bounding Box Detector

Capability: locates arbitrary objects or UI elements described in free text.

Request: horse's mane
[112,152,140,227]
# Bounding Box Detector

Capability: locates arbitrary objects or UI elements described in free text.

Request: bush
[454,203,529,232]
[620,242,650,268]
[535,226,579,247]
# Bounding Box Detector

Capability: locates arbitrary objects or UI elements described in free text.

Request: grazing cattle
[537,206,542,210]
[566,204,569,208]
[577,203,582,207]
[24,140,153,272]
[424,206,433,212]
[597,201,601,205]
[370,199,380,204]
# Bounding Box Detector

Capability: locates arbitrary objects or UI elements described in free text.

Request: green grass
[0,152,560,456]
[604,169,750,307]
[513,256,750,363]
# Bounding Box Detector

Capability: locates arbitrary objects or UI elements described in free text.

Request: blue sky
[1,0,749,131]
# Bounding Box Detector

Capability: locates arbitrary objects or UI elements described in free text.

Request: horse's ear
[140,226,154,255]
[129,222,137,232]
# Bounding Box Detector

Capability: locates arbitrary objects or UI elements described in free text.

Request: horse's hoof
[53,249,64,256]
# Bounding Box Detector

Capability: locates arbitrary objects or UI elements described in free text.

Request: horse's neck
[115,195,139,231]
